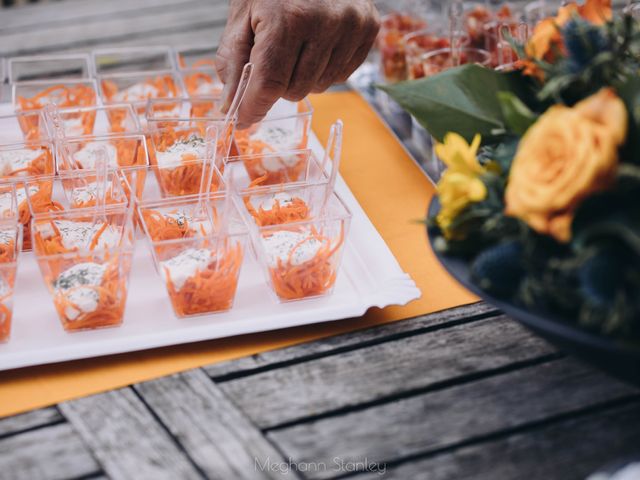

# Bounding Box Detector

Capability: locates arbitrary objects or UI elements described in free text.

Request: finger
[312,6,379,91]
[236,26,303,127]
[216,14,253,113]
[284,40,334,102]
[336,16,380,83]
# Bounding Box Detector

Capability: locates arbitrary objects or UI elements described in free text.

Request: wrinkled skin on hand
[216,0,380,126]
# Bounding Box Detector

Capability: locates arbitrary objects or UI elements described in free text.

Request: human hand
[216,0,380,126]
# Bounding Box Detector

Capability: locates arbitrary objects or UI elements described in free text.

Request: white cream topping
[0,185,38,216]
[262,230,323,267]
[0,148,42,177]
[161,248,212,290]
[251,192,295,211]
[44,220,121,250]
[54,262,106,321]
[113,82,159,103]
[156,135,206,169]
[73,141,119,169]
[0,229,15,246]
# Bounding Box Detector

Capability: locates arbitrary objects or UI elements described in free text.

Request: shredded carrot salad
[163,241,243,316]
[17,84,97,112]
[245,195,310,226]
[141,209,194,242]
[243,177,310,226]
[184,71,222,97]
[0,147,54,179]
[101,75,179,114]
[18,181,61,251]
[0,239,16,264]
[0,275,15,342]
[150,125,220,197]
[267,225,344,301]
[235,128,309,185]
[179,57,216,69]
[33,218,117,257]
[46,256,128,332]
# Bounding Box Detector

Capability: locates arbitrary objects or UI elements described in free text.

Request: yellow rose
[435,133,491,239]
[505,88,627,243]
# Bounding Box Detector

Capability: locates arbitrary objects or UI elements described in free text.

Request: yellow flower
[505,88,627,243]
[435,133,489,239]
[521,0,612,80]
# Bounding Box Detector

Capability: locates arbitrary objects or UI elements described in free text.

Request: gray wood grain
[267,359,639,480]
[59,388,204,480]
[0,1,229,56]
[135,369,300,480]
[205,302,498,379]
[0,422,100,480]
[219,315,554,429]
[0,0,224,31]
[357,401,640,480]
[0,407,62,437]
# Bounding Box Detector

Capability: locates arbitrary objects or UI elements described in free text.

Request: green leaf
[378,64,536,143]
[497,92,537,136]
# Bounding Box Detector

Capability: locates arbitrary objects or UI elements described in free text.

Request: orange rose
[505,88,627,243]
[522,0,612,79]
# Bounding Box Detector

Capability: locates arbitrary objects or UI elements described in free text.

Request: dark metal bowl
[427,199,640,386]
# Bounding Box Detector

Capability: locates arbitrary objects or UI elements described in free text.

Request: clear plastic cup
[421,47,492,76]
[226,148,329,188]
[56,133,149,174]
[181,68,223,97]
[403,28,454,80]
[8,54,92,83]
[24,169,129,217]
[145,97,225,125]
[484,19,528,68]
[233,98,313,158]
[0,111,55,175]
[92,46,175,76]
[377,11,428,82]
[12,79,98,113]
[46,104,142,139]
[146,120,227,189]
[138,193,248,317]
[119,159,224,207]
[98,70,184,124]
[0,186,22,342]
[31,206,135,332]
[174,45,217,70]
[237,181,331,229]
[250,191,351,302]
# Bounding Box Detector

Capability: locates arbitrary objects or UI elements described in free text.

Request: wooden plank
[135,369,300,480]
[205,303,498,380]
[219,315,555,428]
[0,1,229,56]
[357,401,640,480]
[59,388,204,480]
[0,0,224,32]
[267,359,639,480]
[0,423,100,480]
[48,25,226,55]
[0,407,62,437]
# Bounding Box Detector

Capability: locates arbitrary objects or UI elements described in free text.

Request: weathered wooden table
[1,1,640,479]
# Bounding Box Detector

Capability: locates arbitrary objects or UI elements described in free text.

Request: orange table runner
[0,92,476,418]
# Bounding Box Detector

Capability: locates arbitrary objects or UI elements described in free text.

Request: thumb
[216,11,253,113]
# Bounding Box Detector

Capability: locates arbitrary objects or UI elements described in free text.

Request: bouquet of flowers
[382,0,640,342]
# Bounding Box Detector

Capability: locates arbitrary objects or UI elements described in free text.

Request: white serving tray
[0,132,421,371]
